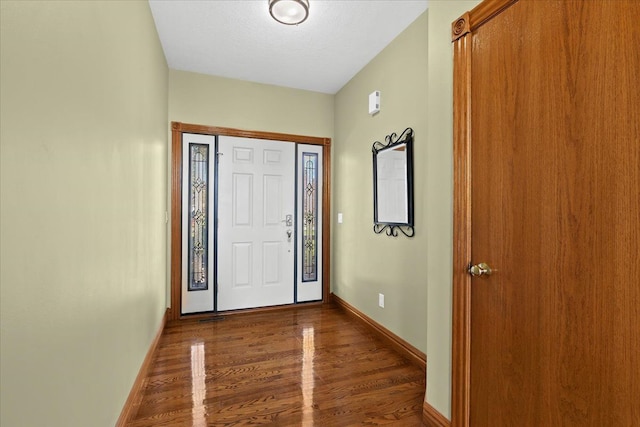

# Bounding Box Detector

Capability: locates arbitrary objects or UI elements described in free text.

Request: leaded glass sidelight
[188,144,209,291]
[302,153,318,282]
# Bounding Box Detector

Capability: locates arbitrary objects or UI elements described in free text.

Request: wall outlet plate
[378,293,385,308]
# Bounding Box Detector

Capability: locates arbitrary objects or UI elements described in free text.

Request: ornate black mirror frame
[372,127,415,237]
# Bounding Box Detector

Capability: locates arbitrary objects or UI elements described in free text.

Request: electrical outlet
[379,293,385,308]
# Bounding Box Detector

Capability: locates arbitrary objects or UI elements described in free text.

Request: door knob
[469,262,492,277]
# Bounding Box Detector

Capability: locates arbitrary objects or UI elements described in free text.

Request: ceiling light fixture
[269,0,310,25]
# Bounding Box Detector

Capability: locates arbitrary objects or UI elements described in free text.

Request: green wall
[169,69,334,138]
[333,1,479,418]
[0,1,169,426]
[333,10,429,350]
[424,1,480,416]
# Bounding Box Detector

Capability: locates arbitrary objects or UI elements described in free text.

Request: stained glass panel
[188,144,209,291]
[302,153,318,282]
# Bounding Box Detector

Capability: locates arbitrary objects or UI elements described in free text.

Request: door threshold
[178,300,325,321]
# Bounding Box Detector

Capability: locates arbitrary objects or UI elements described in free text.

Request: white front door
[181,133,216,314]
[217,136,295,311]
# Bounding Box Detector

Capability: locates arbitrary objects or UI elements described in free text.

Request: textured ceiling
[149,0,429,94]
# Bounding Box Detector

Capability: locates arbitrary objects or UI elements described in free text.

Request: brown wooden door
[452,0,640,425]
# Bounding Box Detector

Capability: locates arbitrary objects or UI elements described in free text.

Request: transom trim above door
[170,122,332,321]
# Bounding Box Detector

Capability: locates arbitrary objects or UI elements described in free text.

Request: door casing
[169,122,331,320]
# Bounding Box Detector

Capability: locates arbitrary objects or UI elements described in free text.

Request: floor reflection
[301,326,315,426]
[190,341,207,427]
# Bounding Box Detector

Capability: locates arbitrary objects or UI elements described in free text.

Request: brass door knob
[469,263,492,277]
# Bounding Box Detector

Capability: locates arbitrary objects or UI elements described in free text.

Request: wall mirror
[372,127,414,237]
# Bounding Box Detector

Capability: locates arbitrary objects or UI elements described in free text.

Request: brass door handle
[469,263,492,277]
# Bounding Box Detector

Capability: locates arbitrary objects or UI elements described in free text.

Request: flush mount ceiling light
[269,0,310,25]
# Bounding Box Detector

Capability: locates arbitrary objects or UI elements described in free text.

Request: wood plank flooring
[128,304,426,426]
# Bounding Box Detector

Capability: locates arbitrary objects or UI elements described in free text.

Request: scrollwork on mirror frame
[371,127,413,155]
[372,127,415,238]
[373,222,415,237]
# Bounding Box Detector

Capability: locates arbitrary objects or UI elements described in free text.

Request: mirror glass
[373,128,414,236]
[375,143,409,223]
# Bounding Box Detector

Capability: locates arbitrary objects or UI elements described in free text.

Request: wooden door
[452,1,640,425]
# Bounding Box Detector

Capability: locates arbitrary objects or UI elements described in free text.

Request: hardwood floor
[128,304,426,426]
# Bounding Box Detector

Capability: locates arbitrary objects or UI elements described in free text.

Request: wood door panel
[462,0,640,425]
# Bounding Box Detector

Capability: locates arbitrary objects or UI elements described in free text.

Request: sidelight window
[188,144,209,291]
[302,153,318,282]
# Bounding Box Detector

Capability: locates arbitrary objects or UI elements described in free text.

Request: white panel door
[296,145,323,302]
[217,136,295,311]
[181,133,215,314]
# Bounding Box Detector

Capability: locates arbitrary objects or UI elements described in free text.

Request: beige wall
[334,1,479,419]
[169,69,334,138]
[0,1,168,426]
[334,11,429,350]
[425,1,480,417]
